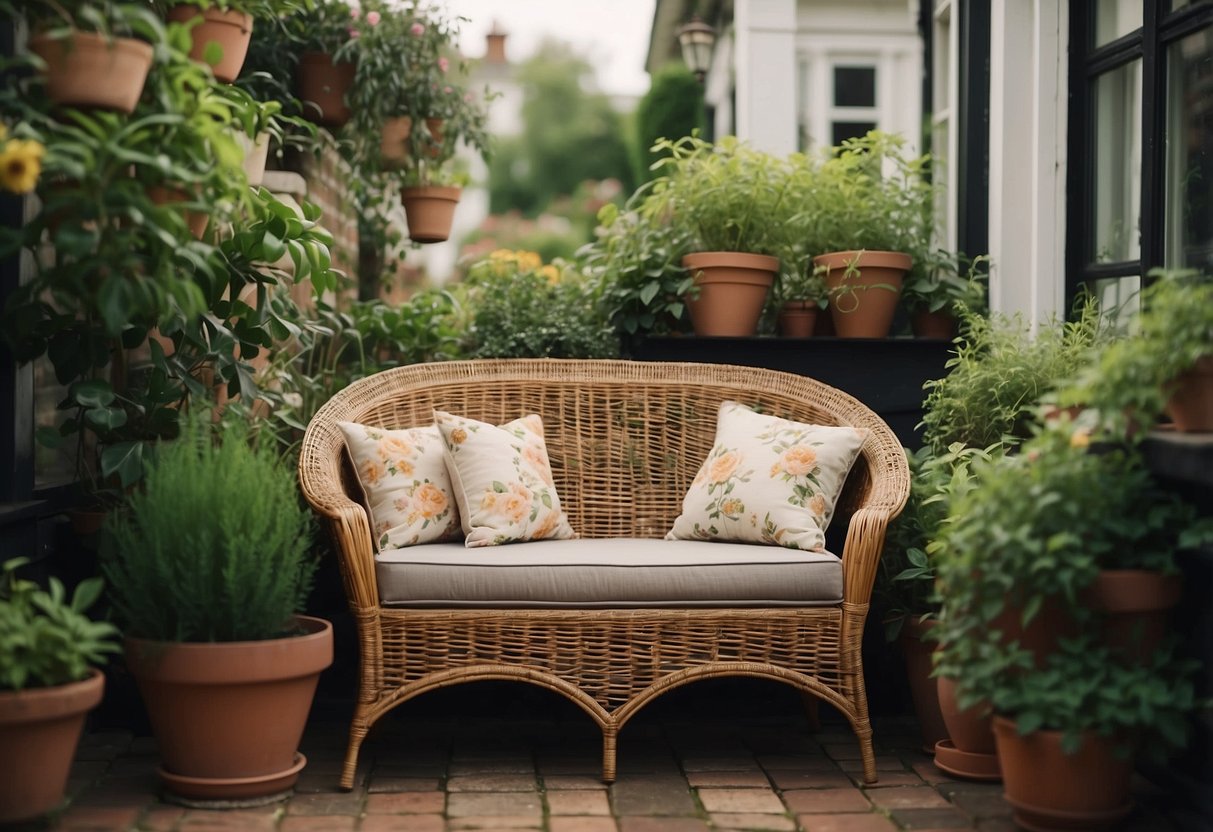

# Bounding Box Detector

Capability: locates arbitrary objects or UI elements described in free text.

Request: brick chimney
[485,21,507,64]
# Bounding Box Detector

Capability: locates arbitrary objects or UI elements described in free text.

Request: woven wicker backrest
[300,359,907,546]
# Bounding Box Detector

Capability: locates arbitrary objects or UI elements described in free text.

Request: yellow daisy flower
[0,138,46,194]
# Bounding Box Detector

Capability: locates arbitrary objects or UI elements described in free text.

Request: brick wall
[298,131,360,283]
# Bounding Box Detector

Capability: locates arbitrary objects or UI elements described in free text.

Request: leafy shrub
[0,558,119,690]
[103,415,315,642]
[633,65,705,184]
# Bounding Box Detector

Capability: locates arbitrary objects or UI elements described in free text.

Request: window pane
[1093,275,1141,329]
[1094,0,1141,47]
[1092,60,1143,263]
[833,67,876,108]
[1165,27,1213,270]
[832,121,877,147]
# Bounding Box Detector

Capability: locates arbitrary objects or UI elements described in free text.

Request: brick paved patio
[22,682,1196,832]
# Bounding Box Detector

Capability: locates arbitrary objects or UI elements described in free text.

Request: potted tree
[647,135,793,336]
[102,414,331,802]
[0,559,119,824]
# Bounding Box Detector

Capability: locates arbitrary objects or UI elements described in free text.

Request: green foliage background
[632,64,705,184]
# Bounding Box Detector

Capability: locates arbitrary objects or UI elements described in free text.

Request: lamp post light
[676,14,716,83]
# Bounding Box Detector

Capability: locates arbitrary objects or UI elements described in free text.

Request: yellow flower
[539,264,560,284]
[517,250,541,272]
[0,124,7,140]
[0,138,45,194]
[1070,429,1091,449]
[708,450,741,484]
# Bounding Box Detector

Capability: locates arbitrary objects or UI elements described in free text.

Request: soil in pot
[401,186,461,244]
[0,670,105,824]
[778,301,818,337]
[1164,355,1213,432]
[935,676,1001,781]
[681,252,778,337]
[124,616,333,800]
[167,6,253,84]
[814,250,910,338]
[29,32,154,114]
[897,617,948,754]
[992,716,1132,831]
[297,52,355,127]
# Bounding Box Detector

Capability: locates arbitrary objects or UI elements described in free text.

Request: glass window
[832,121,878,146]
[1094,0,1141,47]
[1165,28,1213,269]
[1092,59,1143,263]
[1094,276,1142,330]
[833,66,876,108]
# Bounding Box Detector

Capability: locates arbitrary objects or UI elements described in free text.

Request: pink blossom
[464,92,474,103]
[365,10,380,25]
[437,56,449,73]
[348,27,359,38]
[349,7,359,19]
[410,21,424,35]
[443,85,452,94]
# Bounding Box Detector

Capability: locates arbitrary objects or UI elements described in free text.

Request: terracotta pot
[681,252,779,337]
[897,617,948,753]
[29,31,153,114]
[380,116,445,162]
[401,185,461,244]
[990,596,1075,668]
[0,670,105,823]
[992,716,1132,831]
[1165,355,1213,432]
[911,308,957,339]
[777,301,818,337]
[147,185,209,240]
[125,616,333,800]
[167,6,253,83]
[814,250,910,338]
[297,52,355,127]
[1087,570,1182,662]
[935,676,1001,781]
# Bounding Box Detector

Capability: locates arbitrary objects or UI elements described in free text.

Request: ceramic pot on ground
[29,31,154,114]
[911,308,957,339]
[167,6,253,83]
[897,617,948,754]
[1165,355,1213,432]
[297,52,355,127]
[380,117,445,162]
[401,186,461,244]
[777,300,818,337]
[934,675,1001,781]
[681,252,778,337]
[125,616,332,802]
[0,670,105,823]
[992,716,1132,831]
[814,250,910,338]
[1088,570,1182,663]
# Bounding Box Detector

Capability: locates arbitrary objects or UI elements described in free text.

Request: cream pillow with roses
[667,401,868,551]
[434,410,577,547]
[338,422,461,550]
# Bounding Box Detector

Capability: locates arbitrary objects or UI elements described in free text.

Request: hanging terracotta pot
[897,617,948,754]
[380,117,445,162]
[911,308,957,339]
[777,300,818,337]
[1087,570,1182,663]
[29,31,153,114]
[1164,355,1213,432]
[125,616,332,802]
[681,252,778,337]
[0,670,105,824]
[401,185,461,244]
[992,716,1132,831]
[814,250,910,338]
[166,6,253,83]
[934,676,1001,781]
[147,185,209,240]
[297,52,355,127]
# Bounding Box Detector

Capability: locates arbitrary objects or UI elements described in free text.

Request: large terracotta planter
[992,716,1132,831]
[30,31,153,114]
[897,617,948,753]
[380,116,445,162]
[777,300,818,337]
[167,6,253,83]
[681,252,778,337]
[814,250,909,338]
[0,670,105,823]
[125,616,333,801]
[401,185,461,244]
[1088,569,1182,662]
[935,676,1001,781]
[1165,355,1213,432]
[297,52,355,127]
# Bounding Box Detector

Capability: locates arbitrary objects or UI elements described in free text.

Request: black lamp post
[676,14,716,83]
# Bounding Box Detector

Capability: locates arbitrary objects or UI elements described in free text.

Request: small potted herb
[900,253,989,338]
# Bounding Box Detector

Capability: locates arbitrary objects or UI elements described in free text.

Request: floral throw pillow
[338,421,461,550]
[434,410,577,548]
[667,401,868,551]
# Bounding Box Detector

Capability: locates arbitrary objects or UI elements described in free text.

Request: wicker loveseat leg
[602,724,618,784]
[339,711,371,790]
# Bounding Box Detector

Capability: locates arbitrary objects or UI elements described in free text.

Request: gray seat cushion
[375,538,842,608]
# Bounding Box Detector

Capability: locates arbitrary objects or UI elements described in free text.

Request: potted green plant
[931,428,1210,826]
[157,0,307,83]
[0,558,119,824]
[290,0,358,127]
[647,135,793,336]
[796,131,938,337]
[102,414,331,802]
[772,254,827,337]
[1060,269,1213,435]
[900,253,989,338]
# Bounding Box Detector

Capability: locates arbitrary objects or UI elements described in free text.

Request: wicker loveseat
[299,359,909,789]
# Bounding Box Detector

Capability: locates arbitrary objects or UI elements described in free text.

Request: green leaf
[100,441,145,488]
[73,380,115,409]
[203,41,224,68]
